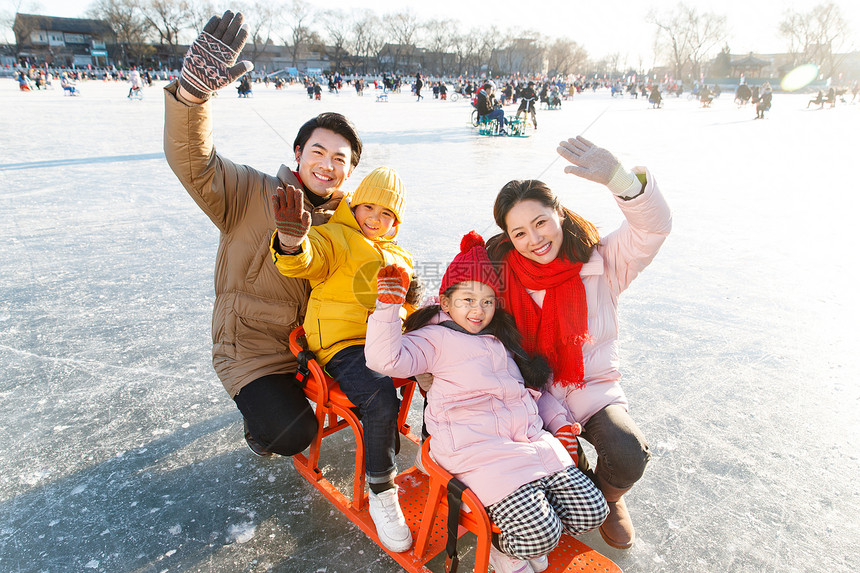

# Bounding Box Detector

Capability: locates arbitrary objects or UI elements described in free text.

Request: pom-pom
[460,230,485,253]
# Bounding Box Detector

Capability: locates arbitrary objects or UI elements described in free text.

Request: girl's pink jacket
[366,306,573,506]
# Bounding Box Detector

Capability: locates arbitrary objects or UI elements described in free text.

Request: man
[516,81,538,129]
[128,68,142,98]
[163,10,363,457]
[414,72,423,101]
[476,81,507,131]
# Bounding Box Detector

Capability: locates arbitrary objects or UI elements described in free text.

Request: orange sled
[288,326,622,573]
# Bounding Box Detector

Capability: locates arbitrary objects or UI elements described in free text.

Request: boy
[269,167,416,553]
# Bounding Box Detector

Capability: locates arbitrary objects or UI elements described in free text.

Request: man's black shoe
[244,419,273,457]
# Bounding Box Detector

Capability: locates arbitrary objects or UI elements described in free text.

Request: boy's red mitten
[377,264,410,305]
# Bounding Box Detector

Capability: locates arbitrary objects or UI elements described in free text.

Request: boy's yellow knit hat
[351,166,405,222]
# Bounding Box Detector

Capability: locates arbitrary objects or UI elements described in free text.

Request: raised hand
[557,136,625,185]
[376,264,411,305]
[179,10,254,101]
[271,185,311,249]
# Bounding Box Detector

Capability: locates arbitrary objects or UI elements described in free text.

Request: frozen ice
[1,78,859,572]
[227,522,256,544]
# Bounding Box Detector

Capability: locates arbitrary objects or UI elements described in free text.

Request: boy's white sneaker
[368,486,413,553]
[528,554,549,572]
[489,545,535,573]
[415,444,439,475]
[414,445,427,475]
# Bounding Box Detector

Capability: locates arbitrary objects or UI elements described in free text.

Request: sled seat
[414,437,621,573]
[288,326,417,511]
[414,437,498,572]
[287,326,621,572]
[376,92,389,102]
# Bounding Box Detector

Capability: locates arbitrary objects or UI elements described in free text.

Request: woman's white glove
[558,136,640,198]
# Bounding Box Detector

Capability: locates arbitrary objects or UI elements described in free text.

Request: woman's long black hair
[404,286,552,391]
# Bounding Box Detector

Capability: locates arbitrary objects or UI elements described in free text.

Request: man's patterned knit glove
[377,265,411,305]
[271,185,311,249]
[179,10,253,101]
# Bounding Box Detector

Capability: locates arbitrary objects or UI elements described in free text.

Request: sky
[6,0,860,65]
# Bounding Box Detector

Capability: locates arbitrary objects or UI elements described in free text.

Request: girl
[486,136,672,549]
[366,232,608,573]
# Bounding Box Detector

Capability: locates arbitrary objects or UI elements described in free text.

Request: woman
[487,136,672,549]
[756,82,773,119]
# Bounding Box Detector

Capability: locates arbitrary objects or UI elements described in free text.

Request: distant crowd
[9,63,860,109]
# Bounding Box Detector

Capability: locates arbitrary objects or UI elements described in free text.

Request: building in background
[13,14,114,68]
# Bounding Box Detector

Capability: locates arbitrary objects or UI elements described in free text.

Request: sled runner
[288,326,622,572]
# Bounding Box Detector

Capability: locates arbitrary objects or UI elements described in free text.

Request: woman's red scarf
[501,250,590,388]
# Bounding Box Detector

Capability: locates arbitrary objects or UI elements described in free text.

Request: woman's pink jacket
[536,167,672,426]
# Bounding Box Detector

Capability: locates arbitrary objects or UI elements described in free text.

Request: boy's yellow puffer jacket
[270,198,414,366]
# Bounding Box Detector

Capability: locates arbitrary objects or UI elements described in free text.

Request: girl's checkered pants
[487,465,609,559]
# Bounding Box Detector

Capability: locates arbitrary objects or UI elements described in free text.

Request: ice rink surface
[1,78,858,572]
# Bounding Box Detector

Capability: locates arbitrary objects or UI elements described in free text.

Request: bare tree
[237,1,282,70]
[383,9,420,72]
[367,25,388,75]
[685,7,725,78]
[491,31,518,76]
[87,0,151,67]
[604,52,622,77]
[709,44,732,77]
[351,10,388,75]
[280,0,315,70]
[451,28,480,76]
[491,32,545,76]
[139,0,192,68]
[484,30,546,75]
[520,33,546,75]
[476,25,499,77]
[422,18,455,75]
[779,10,810,64]
[3,0,40,45]
[547,38,588,77]
[650,3,726,81]
[346,9,378,74]
[319,8,350,72]
[779,2,850,77]
[187,0,216,36]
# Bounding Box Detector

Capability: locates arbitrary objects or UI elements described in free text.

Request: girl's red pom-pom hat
[439,230,502,296]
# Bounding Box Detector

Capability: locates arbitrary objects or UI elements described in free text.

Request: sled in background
[288,326,622,572]
[469,109,530,138]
